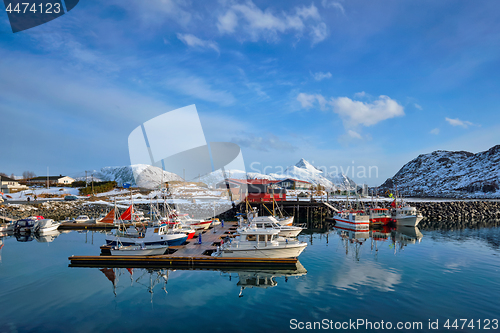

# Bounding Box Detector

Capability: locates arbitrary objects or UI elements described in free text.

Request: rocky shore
[2,200,500,231]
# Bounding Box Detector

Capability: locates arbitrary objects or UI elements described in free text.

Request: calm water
[1,225,500,332]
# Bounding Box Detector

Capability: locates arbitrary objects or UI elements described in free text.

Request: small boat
[332,210,370,231]
[13,217,39,233]
[105,222,188,247]
[110,244,168,256]
[240,215,303,238]
[368,208,392,225]
[73,215,90,223]
[172,213,213,230]
[212,227,307,258]
[33,219,60,233]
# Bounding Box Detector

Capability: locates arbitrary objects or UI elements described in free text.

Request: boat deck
[69,222,298,269]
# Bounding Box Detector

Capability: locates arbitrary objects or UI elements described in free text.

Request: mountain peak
[295,158,321,172]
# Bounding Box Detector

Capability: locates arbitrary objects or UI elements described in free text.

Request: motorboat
[392,206,422,227]
[13,217,39,233]
[73,215,90,223]
[110,244,168,256]
[276,216,294,226]
[368,208,392,225]
[212,227,307,258]
[239,215,303,238]
[332,210,370,231]
[33,219,60,233]
[105,222,188,247]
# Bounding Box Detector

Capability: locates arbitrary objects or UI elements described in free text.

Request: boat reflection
[223,261,307,297]
[35,230,61,243]
[96,262,307,299]
[332,224,423,260]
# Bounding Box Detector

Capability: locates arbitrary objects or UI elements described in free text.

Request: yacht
[33,219,60,233]
[239,215,303,238]
[212,228,307,258]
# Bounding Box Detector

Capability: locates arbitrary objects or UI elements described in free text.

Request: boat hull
[218,243,306,258]
[395,216,419,227]
[110,245,167,256]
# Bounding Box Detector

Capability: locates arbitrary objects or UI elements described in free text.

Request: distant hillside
[74,164,183,188]
[380,145,500,198]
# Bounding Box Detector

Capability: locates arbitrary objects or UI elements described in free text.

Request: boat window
[259,235,266,242]
[246,235,256,241]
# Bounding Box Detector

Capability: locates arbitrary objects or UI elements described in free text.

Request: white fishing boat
[239,215,303,238]
[212,228,307,258]
[392,206,422,227]
[172,213,213,230]
[33,219,60,233]
[110,243,168,256]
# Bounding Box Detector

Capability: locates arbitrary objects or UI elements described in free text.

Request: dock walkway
[69,221,297,269]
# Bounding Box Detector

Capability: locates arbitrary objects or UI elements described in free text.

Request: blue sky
[1,0,500,185]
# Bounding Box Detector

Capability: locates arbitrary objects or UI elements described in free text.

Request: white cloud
[297,92,327,109]
[353,91,366,98]
[330,95,405,127]
[311,71,332,81]
[310,22,328,45]
[217,10,238,33]
[414,103,423,110]
[165,76,235,106]
[296,92,404,136]
[347,130,362,139]
[216,1,328,44]
[176,33,219,53]
[430,128,440,135]
[445,117,477,128]
[321,0,345,15]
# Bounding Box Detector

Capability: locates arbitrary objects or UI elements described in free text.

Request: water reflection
[223,261,307,297]
[332,224,424,260]
[95,262,307,300]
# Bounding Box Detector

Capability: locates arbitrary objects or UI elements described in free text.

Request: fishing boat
[171,213,213,230]
[332,210,370,231]
[239,215,303,238]
[110,243,168,256]
[105,221,188,247]
[368,208,392,225]
[391,206,422,227]
[212,227,307,258]
[33,219,60,233]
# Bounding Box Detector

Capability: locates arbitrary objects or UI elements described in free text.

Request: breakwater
[2,200,500,231]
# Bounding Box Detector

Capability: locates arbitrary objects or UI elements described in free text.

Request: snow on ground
[4,187,80,201]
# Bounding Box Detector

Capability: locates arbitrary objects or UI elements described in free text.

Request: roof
[218,178,278,185]
[30,175,71,181]
[276,178,312,184]
[0,175,17,182]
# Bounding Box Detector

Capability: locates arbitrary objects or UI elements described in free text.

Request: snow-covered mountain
[380,145,500,198]
[270,158,356,190]
[74,164,183,188]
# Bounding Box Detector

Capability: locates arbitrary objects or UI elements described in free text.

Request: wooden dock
[69,221,298,269]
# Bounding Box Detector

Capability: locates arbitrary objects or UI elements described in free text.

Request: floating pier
[68,221,298,269]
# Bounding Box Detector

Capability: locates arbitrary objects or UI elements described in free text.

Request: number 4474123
[5,2,61,14]
[443,319,498,330]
